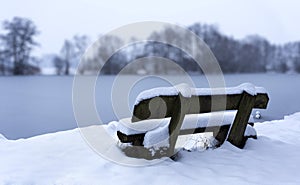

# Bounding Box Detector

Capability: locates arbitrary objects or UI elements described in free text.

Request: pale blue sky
[0,0,299,56]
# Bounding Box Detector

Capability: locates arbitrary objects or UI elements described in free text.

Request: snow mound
[143,122,169,148]
[182,134,218,152]
[1,112,300,184]
[135,83,267,105]
[117,111,255,137]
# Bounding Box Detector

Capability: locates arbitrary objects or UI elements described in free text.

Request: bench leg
[213,125,230,147]
[168,94,190,157]
[227,92,255,149]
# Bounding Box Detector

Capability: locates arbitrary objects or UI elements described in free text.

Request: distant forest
[1,17,300,75]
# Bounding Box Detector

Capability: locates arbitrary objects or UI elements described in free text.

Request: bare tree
[60,40,75,75]
[73,35,90,56]
[0,41,5,74]
[294,56,300,73]
[57,35,90,75]
[78,35,123,74]
[53,56,64,75]
[72,35,90,70]
[295,43,300,73]
[0,17,39,75]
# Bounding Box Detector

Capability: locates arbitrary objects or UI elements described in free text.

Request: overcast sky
[0,0,299,57]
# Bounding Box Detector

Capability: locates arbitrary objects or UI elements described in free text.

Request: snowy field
[0,74,300,140]
[0,112,300,184]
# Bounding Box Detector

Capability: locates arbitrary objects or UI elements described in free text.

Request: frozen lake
[0,74,299,139]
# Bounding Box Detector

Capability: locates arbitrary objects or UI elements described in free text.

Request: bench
[117,83,269,159]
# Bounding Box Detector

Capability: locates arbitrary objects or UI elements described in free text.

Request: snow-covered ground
[1,112,300,185]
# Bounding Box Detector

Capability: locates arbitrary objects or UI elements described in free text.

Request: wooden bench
[117,83,269,159]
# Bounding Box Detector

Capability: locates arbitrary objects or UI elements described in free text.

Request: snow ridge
[0,133,7,141]
[135,83,267,105]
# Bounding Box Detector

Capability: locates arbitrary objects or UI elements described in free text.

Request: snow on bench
[117,83,269,159]
[117,112,256,148]
[135,83,267,105]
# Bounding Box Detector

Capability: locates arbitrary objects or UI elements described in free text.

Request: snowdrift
[1,113,300,184]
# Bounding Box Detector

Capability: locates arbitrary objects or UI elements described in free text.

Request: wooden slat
[254,93,269,109]
[178,125,230,136]
[118,125,231,145]
[117,131,144,146]
[132,93,269,122]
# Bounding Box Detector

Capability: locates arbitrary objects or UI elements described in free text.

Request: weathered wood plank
[213,125,231,146]
[254,93,269,109]
[178,125,229,136]
[118,125,232,145]
[117,131,144,146]
[132,93,268,122]
[227,91,256,148]
[167,94,190,157]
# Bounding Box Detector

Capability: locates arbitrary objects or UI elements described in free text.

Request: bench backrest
[132,93,269,122]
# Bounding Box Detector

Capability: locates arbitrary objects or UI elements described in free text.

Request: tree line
[0,17,39,75]
[1,17,300,75]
